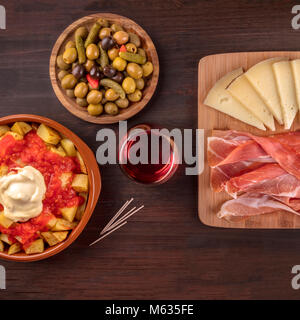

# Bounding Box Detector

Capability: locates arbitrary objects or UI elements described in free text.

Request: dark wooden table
[0,0,300,300]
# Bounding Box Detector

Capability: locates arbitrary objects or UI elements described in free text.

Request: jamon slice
[208,130,273,168]
[217,193,299,221]
[225,163,300,198]
[208,139,271,168]
[207,137,247,167]
[248,134,300,181]
[211,161,264,192]
[273,196,300,212]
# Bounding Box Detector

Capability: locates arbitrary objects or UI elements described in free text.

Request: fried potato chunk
[76,151,87,174]
[60,206,78,222]
[50,146,66,157]
[11,122,32,136]
[46,217,57,229]
[41,231,68,246]
[5,131,23,140]
[51,218,77,231]
[8,243,21,255]
[59,172,72,189]
[72,174,89,192]
[24,239,44,255]
[0,234,12,245]
[76,193,88,220]
[0,125,10,137]
[0,240,4,252]
[61,138,77,157]
[37,124,61,145]
[0,213,14,228]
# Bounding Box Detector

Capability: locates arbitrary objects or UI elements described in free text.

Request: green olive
[76,97,88,107]
[129,32,141,48]
[58,70,69,81]
[65,40,75,50]
[137,48,146,57]
[116,97,129,109]
[74,82,88,98]
[111,23,124,33]
[84,59,95,72]
[63,48,78,64]
[61,74,77,89]
[108,47,120,61]
[105,102,119,115]
[99,27,112,40]
[113,31,129,45]
[86,43,100,60]
[105,88,119,101]
[56,55,70,70]
[126,63,143,80]
[112,57,127,71]
[125,43,137,54]
[142,62,153,77]
[88,104,103,116]
[135,78,145,90]
[75,26,89,39]
[97,18,109,27]
[128,89,142,102]
[122,77,136,94]
[87,90,103,104]
[66,89,75,98]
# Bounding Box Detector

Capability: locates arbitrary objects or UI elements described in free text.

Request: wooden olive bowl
[0,114,101,262]
[50,13,159,124]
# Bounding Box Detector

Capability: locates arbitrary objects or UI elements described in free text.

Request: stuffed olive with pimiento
[56,18,154,117]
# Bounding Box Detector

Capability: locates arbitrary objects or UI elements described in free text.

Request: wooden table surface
[0,0,300,300]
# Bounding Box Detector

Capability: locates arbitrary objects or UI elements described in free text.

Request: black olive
[111,71,124,83]
[101,36,116,51]
[72,64,85,80]
[89,66,103,80]
[103,65,117,78]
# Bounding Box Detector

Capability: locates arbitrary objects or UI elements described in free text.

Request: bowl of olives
[50,13,159,124]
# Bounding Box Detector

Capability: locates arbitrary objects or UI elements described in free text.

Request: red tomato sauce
[0,131,84,247]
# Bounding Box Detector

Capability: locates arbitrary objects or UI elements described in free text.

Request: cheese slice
[204,68,265,131]
[227,74,275,130]
[273,61,298,129]
[291,59,300,110]
[245,57,286,125]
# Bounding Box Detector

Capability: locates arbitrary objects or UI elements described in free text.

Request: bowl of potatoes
[50,13,159,124]
[0,114,101,262]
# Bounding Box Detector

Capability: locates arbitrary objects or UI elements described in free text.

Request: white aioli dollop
[0,166,46,222]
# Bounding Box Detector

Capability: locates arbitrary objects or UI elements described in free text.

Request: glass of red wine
[119,124,179,185]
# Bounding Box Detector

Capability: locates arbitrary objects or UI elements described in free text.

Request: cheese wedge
[291,59,300,110]
[227,74,275,130]
[245,57,286,125]
[204,68,265,131]
[273,61,298,129]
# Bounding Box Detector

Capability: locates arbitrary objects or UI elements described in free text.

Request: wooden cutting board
[198,51,300,229]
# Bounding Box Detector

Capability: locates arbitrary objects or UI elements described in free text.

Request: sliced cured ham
[248,134,300,181]
[208,139,271,168]
[208,130,274,169]
[225,163,300,198]
[217,193,299,221]
[211,161,264,192]
[273,196,300,211]
[208,130,300,221]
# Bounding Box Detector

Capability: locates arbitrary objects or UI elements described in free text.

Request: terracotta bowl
[50,13,159,124]
[0,114,101,262]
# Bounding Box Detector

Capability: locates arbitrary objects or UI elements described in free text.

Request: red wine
[119,127,178,184]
